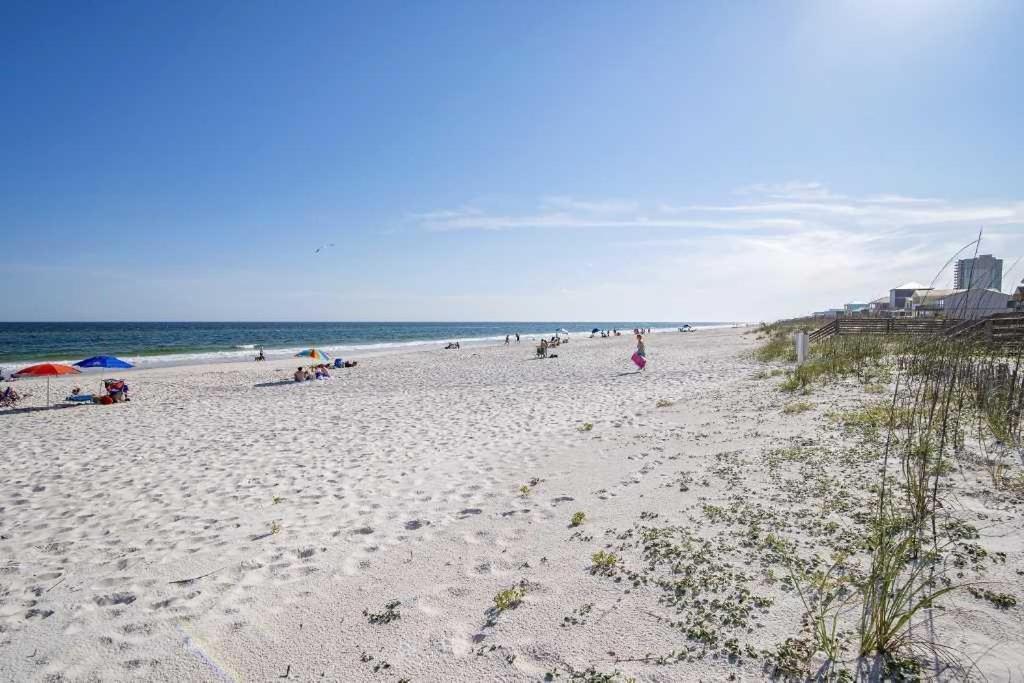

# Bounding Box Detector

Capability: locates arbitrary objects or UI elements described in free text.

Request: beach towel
[631,352,646,369]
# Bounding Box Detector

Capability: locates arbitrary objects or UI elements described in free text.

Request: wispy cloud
[411,183,1024,318]
[414,185,1024,237]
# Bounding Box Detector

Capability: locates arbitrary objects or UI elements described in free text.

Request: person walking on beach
[633,333,647,371]
[505,334,510,345]
[515,333,520,343]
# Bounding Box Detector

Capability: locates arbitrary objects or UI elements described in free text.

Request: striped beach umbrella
[295,348,331,362]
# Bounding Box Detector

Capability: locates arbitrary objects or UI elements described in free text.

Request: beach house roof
[913,288,956,304]
[894,281,928,291]
[913,287,1004,304]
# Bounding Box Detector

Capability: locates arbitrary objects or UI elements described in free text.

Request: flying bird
[314,243,336,254]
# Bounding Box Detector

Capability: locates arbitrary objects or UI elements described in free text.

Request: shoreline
[0,322,751,374]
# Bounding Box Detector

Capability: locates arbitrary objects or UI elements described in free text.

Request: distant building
[844,302,869,314]
[1012,278,1024,311]
[868,296,891,314]
[910,288,1011,319]
[890,281,929,311]
[954,254,1002,291]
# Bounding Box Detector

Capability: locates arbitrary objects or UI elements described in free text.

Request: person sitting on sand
[294,366,306,382]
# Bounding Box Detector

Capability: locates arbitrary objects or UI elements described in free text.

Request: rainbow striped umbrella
[295,348,331,362]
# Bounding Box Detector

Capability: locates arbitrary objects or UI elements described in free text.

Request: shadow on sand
[253,379,298,389]
[0,403,84,418]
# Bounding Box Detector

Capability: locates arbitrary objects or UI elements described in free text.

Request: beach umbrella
[591,328,600,334]
[295,348,331,362]
[558,328,569,335]
[13,363,81,407]
[74,355,134,369]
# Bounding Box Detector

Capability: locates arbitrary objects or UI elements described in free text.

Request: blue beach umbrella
[74,355,134,369]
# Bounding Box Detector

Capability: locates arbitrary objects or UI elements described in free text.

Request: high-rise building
[954,254,1003,290]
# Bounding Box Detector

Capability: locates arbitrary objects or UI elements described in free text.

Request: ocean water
[0,321,742,368]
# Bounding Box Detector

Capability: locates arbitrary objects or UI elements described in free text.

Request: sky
[1,0,1022,322]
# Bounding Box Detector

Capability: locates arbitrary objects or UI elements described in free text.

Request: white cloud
[412,184,1024,320]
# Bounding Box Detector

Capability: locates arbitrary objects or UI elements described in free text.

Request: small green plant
[363,599,402,624]
[968,587,1017,609]
[270,520,281,535]
[493,584,526,612]
[782,401,814,415]
[590,550,618,574]
[786,555,852,678]
[570,511,586,527]
[272,495,283,505]
[858,521,959,663]
[578,422,594,432]
[655,399,674,408]
[519,484,531,496]
[829,401,911,441]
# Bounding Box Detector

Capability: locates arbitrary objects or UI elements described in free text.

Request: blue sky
[2,0,1022,321]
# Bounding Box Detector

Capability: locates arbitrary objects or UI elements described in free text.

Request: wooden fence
[809,318,958,343]
[810,314,1024,346]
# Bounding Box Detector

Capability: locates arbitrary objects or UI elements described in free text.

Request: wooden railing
[808,320,838,343]
[810,314,1024,346]
[809,318,958,343]
[966,314,1024,345]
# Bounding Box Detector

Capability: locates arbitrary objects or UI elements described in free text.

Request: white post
[795,331,808,365]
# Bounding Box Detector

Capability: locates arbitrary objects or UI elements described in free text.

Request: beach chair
[103,379,129,402]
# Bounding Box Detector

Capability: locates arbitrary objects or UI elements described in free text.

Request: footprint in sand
[94,592,137,607]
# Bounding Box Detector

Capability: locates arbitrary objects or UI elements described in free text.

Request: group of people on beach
[504,333,521,344]
[294,364,332,381]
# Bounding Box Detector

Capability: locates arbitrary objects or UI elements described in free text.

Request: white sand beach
[2,328,1022,681]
